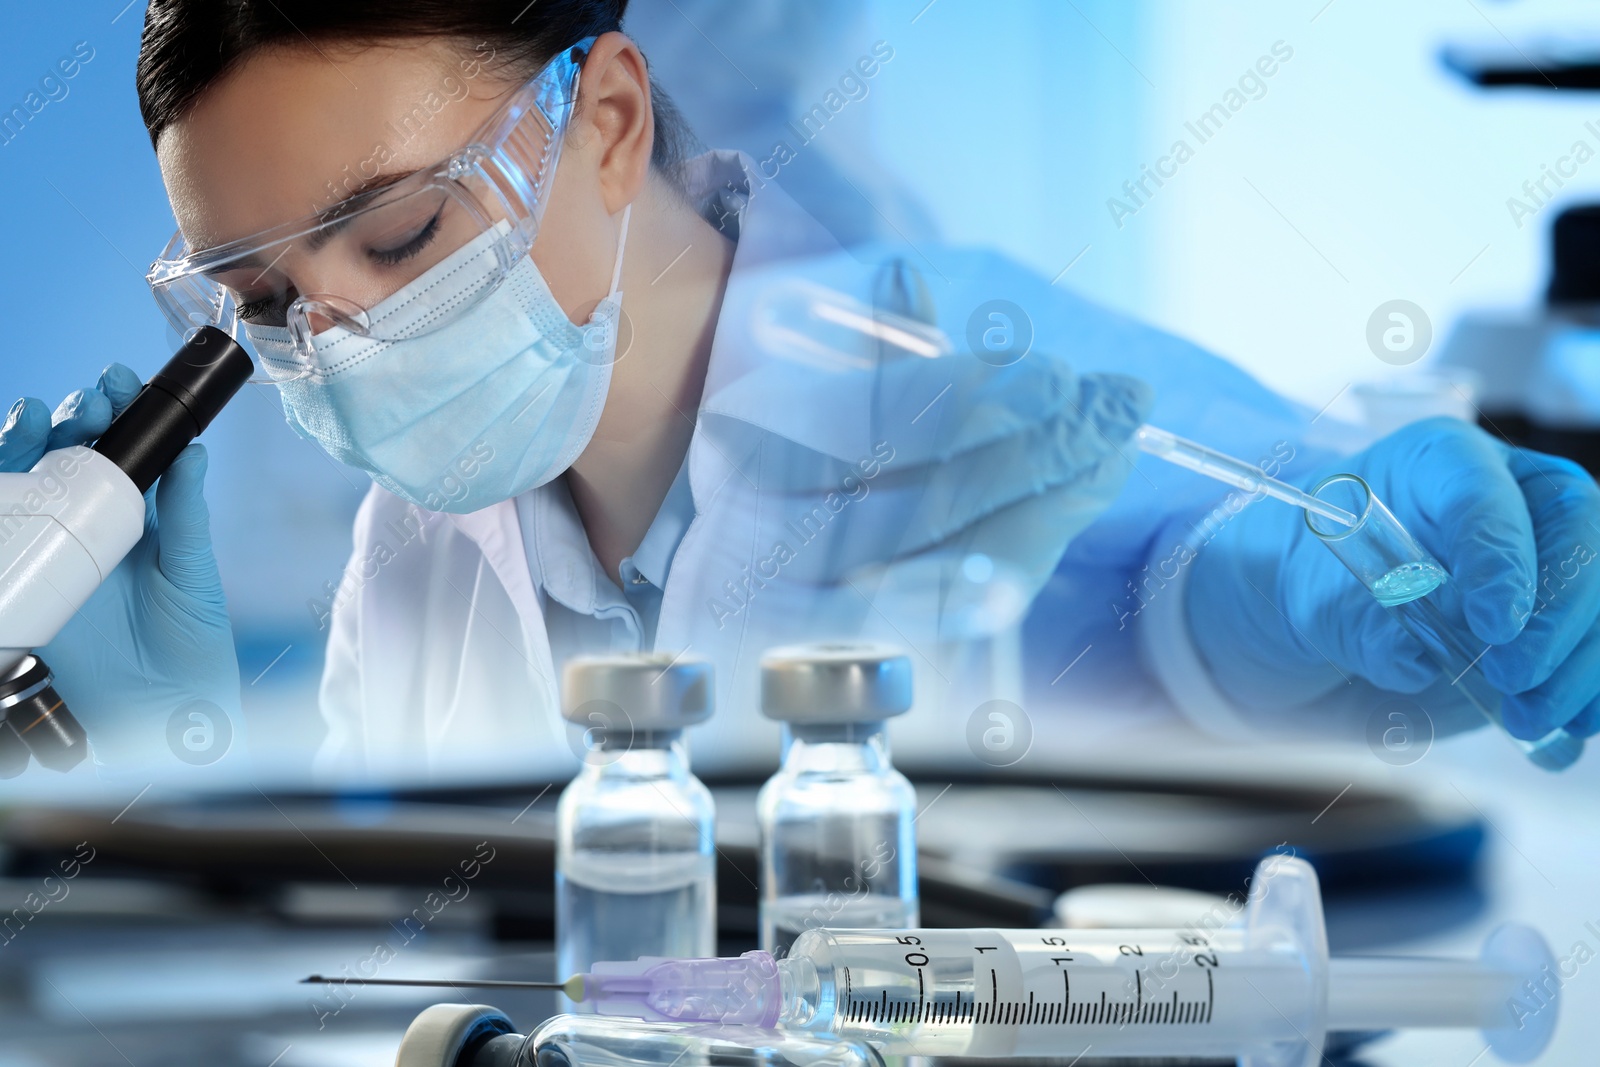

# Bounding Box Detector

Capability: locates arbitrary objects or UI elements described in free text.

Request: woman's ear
[577,32,653,214]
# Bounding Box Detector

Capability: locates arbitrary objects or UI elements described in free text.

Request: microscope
[0,327,252,776]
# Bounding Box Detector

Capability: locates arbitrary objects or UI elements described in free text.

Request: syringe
[332,857,1559,1065]
[1136,424,1358,528]
[571,857,1554,1065]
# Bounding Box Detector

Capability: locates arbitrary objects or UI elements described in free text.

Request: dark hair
[136,0,698,183]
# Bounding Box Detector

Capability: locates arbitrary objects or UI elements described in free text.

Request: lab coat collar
[442,500,542,620]
[519,475,605,616]
[511,455,691,620]
[628,455,694,590]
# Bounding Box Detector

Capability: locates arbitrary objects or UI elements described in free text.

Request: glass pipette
[1136,424,1357,528]
[320,858,1558,1066]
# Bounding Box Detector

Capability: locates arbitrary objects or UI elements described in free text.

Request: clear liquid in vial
[762,893,917,959]
[558,849,715,1007]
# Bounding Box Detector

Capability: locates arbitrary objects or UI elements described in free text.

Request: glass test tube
[1305,474,1584,771]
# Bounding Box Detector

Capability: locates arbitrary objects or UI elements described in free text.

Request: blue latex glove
[1187,417,1600,744]
[0,365,242,771]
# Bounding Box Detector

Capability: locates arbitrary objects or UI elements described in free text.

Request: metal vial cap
[759,643,913,724]
[561,653,713,731]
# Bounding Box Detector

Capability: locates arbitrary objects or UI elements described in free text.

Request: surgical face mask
[247,208,630,513]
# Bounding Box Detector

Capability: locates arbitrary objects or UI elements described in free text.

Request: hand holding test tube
[1137,425,1585,770]
[1300,473,1583,769]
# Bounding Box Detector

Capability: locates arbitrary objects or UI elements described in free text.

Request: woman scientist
[2,0,1597,776]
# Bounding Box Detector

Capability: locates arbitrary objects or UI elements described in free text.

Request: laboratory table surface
[0,727,1594,1067]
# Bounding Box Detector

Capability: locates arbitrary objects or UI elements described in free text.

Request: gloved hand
[1186,417,1600,743]
[695,326,1152,647]
[0,365,242,771]
[844,353,1153,640]
[684,250,1153,728]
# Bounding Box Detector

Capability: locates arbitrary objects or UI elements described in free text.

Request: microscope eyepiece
[92,326,253,494]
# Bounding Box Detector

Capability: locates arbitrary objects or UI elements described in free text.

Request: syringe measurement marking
[842,986,1212,1025]
[841,948,1213,1027]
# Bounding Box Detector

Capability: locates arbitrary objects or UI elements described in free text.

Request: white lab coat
[316,152,1338,782]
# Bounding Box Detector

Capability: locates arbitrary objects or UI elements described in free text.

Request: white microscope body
[0,446,147,676]
[0,327,251,774]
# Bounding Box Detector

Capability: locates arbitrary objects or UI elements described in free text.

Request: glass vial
[756,644,919,956]
[557,653,717,1006]
[524,1013,885,1067]
[1306,473,1583,771]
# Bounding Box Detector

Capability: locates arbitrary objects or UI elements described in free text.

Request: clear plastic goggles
[145,39,592,383]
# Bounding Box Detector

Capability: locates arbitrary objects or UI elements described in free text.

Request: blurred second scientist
[4,0,1598,777]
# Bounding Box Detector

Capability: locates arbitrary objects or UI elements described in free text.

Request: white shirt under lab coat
[315,152,1341,782]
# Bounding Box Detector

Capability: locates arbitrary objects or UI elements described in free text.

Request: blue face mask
[247,209,630,513]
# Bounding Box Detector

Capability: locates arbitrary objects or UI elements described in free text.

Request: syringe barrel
[784,925,1314,1059]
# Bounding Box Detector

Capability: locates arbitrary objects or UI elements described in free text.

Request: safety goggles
[145,38,593,382]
